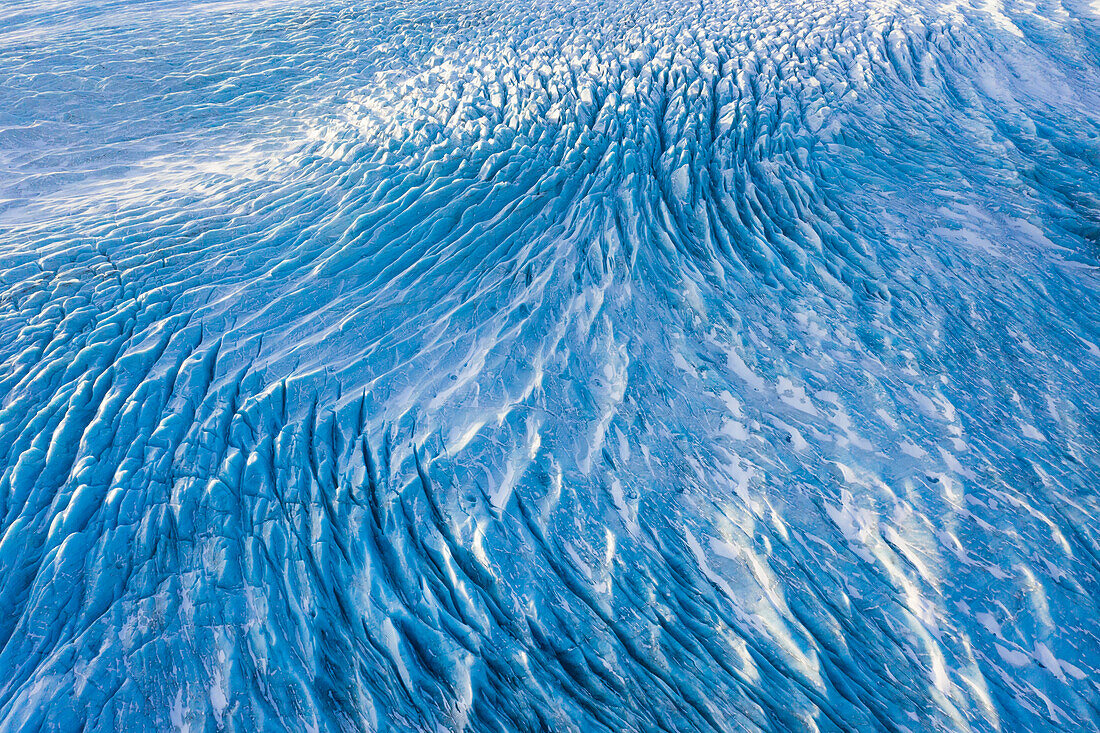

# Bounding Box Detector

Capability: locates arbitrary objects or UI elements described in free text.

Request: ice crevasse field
[0,0,1099,728]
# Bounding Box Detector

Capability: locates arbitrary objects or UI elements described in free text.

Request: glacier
[1,0,1099,728]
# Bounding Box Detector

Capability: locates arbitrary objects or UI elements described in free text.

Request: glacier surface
[1,0,1099,729]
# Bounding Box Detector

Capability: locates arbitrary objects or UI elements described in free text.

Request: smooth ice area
[1,0,1099,729]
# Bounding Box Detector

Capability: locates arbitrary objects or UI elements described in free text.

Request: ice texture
[1,0,1099,729]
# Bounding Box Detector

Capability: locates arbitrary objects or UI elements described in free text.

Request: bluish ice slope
[1,0,1099,729]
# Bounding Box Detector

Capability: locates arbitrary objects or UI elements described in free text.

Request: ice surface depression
[0,0,1099,729]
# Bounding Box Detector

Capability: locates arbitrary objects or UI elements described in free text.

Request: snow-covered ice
[0,0,1099,729]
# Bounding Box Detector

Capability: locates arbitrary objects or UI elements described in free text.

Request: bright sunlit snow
[0,0,1098,729]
